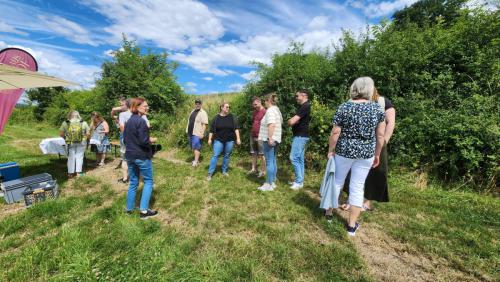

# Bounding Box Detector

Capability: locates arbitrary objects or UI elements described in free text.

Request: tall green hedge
[234,8,499,190]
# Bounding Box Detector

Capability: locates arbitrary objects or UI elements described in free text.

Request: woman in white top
[257,92,283,191]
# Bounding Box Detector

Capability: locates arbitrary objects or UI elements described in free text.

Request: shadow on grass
[292,189,346,225]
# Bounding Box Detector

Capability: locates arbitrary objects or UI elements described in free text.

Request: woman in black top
[124,97,158,219]
[207,102,241,180]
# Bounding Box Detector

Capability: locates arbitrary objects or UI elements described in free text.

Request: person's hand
[372,156,380,168]
[236,139,241,146]
[150,137,157,143]
[208,139,212,146]
[327,151,335,159]
[268,140,274,147]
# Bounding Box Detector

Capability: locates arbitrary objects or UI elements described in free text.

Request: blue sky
[0,0,419,94]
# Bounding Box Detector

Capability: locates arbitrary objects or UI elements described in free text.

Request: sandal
[362,204,373,212]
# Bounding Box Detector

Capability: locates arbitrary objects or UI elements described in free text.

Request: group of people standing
[58,75,396,232]
[185,76,395,236]
[185,91,311,192]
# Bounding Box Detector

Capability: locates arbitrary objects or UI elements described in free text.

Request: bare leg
[349,206,362,227]
[251,154,257,171]
[100,153,106,165]
[194,149,201,163]
[363,199,372,210]
[260,155,266,175]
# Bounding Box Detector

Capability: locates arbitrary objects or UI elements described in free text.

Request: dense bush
[236,7,499,190]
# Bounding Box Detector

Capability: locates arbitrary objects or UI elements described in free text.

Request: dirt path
[302,190,480,282]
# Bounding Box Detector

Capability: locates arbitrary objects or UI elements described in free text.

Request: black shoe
[346,222,360,236]
[325,214,334,223]
[125,209,133,215]
[140,209,158,219]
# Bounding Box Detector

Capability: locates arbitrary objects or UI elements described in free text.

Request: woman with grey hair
[59,110,90,178]
[323,77,385,236]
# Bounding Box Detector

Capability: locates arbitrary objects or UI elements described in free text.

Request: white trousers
[334,155,374,208]
[67,143,86,174]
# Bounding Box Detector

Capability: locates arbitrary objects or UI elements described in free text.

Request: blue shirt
[123,114,152,160]
[333,101,385,159]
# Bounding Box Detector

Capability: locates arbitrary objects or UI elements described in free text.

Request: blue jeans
[208,140,234,175]
[126,158,154,211]
[263,141,278,184]
[290,136,309,184]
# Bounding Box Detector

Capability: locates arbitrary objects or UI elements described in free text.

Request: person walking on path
[186,99,209,167]
[248,96,266,177]
[124,97,158,219]
[90,112,111,167]
[325,77,385,236]
[59,111,90,178]
[257,92,283,191]
[207,102,241,180]
[287,90,311,190]
[342,88,396,211]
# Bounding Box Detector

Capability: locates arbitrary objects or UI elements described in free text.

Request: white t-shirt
[258,105,283,143]
[119,110,150,128]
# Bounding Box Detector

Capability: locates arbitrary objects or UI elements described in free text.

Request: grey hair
[350,77,375,100]
[67,110,81,120]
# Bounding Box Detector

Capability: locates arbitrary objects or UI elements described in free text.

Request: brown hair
[252,96,261,103]
[90,111,105,129]
[219,101,230,112]
[264,92,278,105]
[130,97,146,114]
[372,87,380,101]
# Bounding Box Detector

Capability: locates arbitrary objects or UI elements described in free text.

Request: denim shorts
[189,135,202,150]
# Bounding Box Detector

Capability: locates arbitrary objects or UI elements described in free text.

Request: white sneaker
[206,175,212,181]
[290,182,303,190]
[222,172,229,177]
[248,169,257,174]
[271,182,277,189]
[192,161,199,167]
[257,171,265,178]
[258,183,274,191]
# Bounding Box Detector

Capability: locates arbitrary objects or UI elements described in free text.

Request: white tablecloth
[39,137,67,155]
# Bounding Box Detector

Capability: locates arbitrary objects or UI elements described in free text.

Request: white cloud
[348,0,418,18]
[0,41,6,49]
[202,76,213,81]
[184,81,197,92]
[83,0,224,50]
[241,70,258,80]
[228,83,244,92]
[308,16,330,30]
[38,15,98,46]
[0,21,27,36]
[0,42,100,89]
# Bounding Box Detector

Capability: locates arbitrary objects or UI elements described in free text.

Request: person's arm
[110,106,122,123]
[267,123,275,145]
[208,133,213,146]
[288,115,300,126]
[235,129,241,145]
[372,121,385,167]
[101,121,110,134]
[327,125,341,158]
[384,108,395,144]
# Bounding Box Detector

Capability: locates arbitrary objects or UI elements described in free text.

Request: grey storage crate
[1,173,53,204]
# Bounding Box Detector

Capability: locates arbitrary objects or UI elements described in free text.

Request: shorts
[189,135,202,150]
[250,137,264,155]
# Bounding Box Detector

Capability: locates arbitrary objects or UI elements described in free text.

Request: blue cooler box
[0,162,21,182]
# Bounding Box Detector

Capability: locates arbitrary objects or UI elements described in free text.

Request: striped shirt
[258,105,283,143]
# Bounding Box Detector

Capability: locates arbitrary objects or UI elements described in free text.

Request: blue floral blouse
[332,101,385,159]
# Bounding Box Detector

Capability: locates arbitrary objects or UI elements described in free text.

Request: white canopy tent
[0,63,77,90]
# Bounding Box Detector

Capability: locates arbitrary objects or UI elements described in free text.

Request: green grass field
[0,116,498,281]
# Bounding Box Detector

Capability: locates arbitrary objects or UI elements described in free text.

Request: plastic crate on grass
[23,180,59,207]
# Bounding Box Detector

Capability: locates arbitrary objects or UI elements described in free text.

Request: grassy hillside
[0,97,498,281]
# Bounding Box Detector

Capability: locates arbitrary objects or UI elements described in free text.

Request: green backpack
[65,120,84,144]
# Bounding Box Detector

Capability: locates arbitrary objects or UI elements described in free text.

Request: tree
[393,0,468,28]
[26,87,68,120]
[95,37,184,115]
